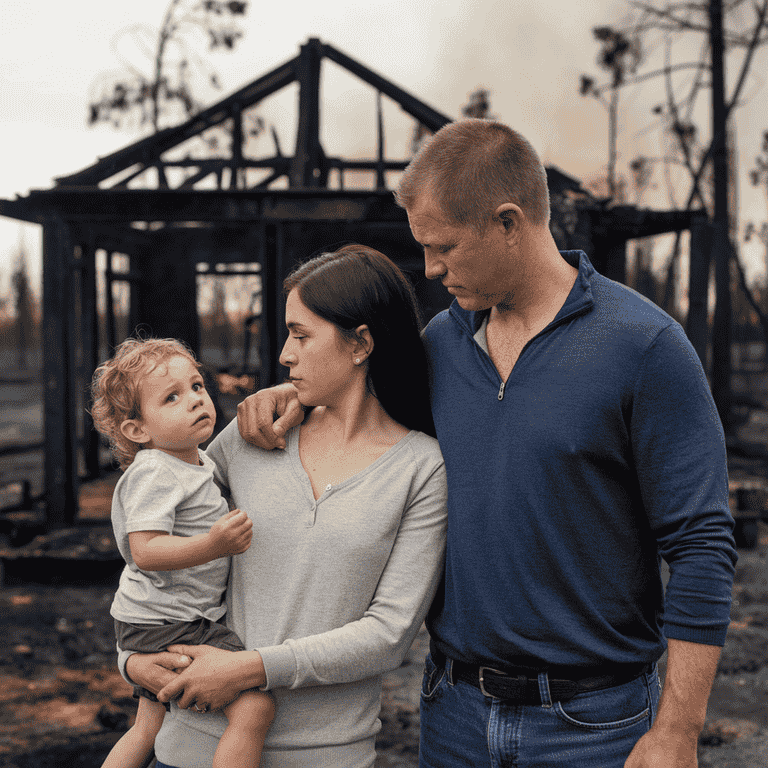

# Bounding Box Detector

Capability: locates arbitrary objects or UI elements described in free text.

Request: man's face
[406,196,514,312]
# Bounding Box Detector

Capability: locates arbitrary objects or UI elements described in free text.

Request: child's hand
[208,509,253,557]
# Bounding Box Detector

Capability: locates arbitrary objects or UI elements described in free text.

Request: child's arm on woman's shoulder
[129,509,252,571]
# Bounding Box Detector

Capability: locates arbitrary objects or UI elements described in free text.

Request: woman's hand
[157,644,267,712]
[125,650,192,695]
[237,383,304,450]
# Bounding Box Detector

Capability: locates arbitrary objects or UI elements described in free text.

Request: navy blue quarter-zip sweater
[423,251,737,670]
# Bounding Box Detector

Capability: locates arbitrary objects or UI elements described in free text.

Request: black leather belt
[430,641,651,704]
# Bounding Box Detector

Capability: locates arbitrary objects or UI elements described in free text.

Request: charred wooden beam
[376,91,386,190]
[291,38,324,188]
[112,164,153,189]
[261,222,282,386]
[79,232,101,479]
[0,197,41,224]
[586,206,702,239]
[42,217,78,529]
[230,102,244,190]
[157,164,170,189]
[687,214,713,367]
[55,57,299,187]
[321,42,452,132]
[104,252,117,352]
[253,168,288,189]
[178,167,217,190]
[21,189,408,222]
[69,223,158,252]
[159,157,405,172]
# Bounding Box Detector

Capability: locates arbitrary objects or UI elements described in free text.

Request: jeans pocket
[554,675,650,731]
[421,652,447,701]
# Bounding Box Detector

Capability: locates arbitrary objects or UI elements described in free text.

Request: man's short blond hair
[395,118,550,230]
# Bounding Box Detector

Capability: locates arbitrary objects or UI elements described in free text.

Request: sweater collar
[448,250,595,335]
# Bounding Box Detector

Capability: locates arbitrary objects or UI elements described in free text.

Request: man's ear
[494,203,523,236]
[120,419,151,444]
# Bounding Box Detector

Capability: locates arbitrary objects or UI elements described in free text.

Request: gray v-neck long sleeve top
[153,418,447,768]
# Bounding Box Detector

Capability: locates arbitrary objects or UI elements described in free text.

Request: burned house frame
[0,38,706,531]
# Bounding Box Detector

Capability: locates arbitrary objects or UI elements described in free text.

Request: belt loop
[538,671,552,708]
[446,658,455,686]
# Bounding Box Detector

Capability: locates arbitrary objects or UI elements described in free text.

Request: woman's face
[279,289,362,407]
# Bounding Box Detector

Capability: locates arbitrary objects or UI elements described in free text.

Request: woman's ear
[352,325,374,361]
[120,419,151,444]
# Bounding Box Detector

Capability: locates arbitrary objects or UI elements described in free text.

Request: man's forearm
[237,382,304,449]
[654,638,721,737]
[624,638,721,766]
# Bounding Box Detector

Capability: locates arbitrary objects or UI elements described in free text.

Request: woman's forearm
[231,650,268,689]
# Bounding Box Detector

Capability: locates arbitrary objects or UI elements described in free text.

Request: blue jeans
[419,652,661,767]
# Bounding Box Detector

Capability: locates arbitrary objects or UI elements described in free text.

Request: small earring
[355,358,361,364]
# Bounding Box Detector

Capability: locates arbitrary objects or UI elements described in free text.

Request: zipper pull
[498,381,506,401]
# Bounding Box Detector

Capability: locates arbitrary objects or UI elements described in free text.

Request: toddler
[91,337,274,768]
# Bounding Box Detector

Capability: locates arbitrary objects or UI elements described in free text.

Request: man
[237,118,737,767]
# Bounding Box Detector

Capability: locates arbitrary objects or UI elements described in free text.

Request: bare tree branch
[675,0,768,212]
[630,2,710,33]
[733,241,768,350]
[631,0,768,43]
[587,61,708,97]
[724,0,768,117]
[664,39,704,204]
[89,0,249,132]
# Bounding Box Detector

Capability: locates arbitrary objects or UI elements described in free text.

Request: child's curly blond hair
[90,337,200,470]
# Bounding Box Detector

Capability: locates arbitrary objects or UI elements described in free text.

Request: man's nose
[424,253,445,281]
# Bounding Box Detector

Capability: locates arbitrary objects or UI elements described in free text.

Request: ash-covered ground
[1,527,768,767]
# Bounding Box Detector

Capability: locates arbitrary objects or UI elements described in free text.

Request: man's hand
[624,639,721,767]
[625,726,698,767]
[207,509,252,558]
[125,650,192,695]
[237,383,304,450]
[157,644,266,712]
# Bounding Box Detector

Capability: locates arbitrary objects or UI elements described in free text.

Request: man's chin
[455,295,493,312]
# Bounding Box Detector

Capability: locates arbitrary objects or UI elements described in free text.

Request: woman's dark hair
[283,244,435,437]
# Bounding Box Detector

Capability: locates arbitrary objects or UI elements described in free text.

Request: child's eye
[192,382,205,392]
[166,393,179,403]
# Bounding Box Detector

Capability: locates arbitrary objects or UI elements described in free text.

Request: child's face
[122,355,216,464]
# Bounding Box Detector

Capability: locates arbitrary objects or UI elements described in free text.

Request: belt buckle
[478,666,506,699]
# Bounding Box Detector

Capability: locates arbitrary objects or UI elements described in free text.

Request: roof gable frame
[54,38,451,192]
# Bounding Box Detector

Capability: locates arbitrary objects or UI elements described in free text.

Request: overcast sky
[1,0,767,294]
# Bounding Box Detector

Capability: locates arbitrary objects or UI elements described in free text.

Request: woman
[123,244,447,768]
